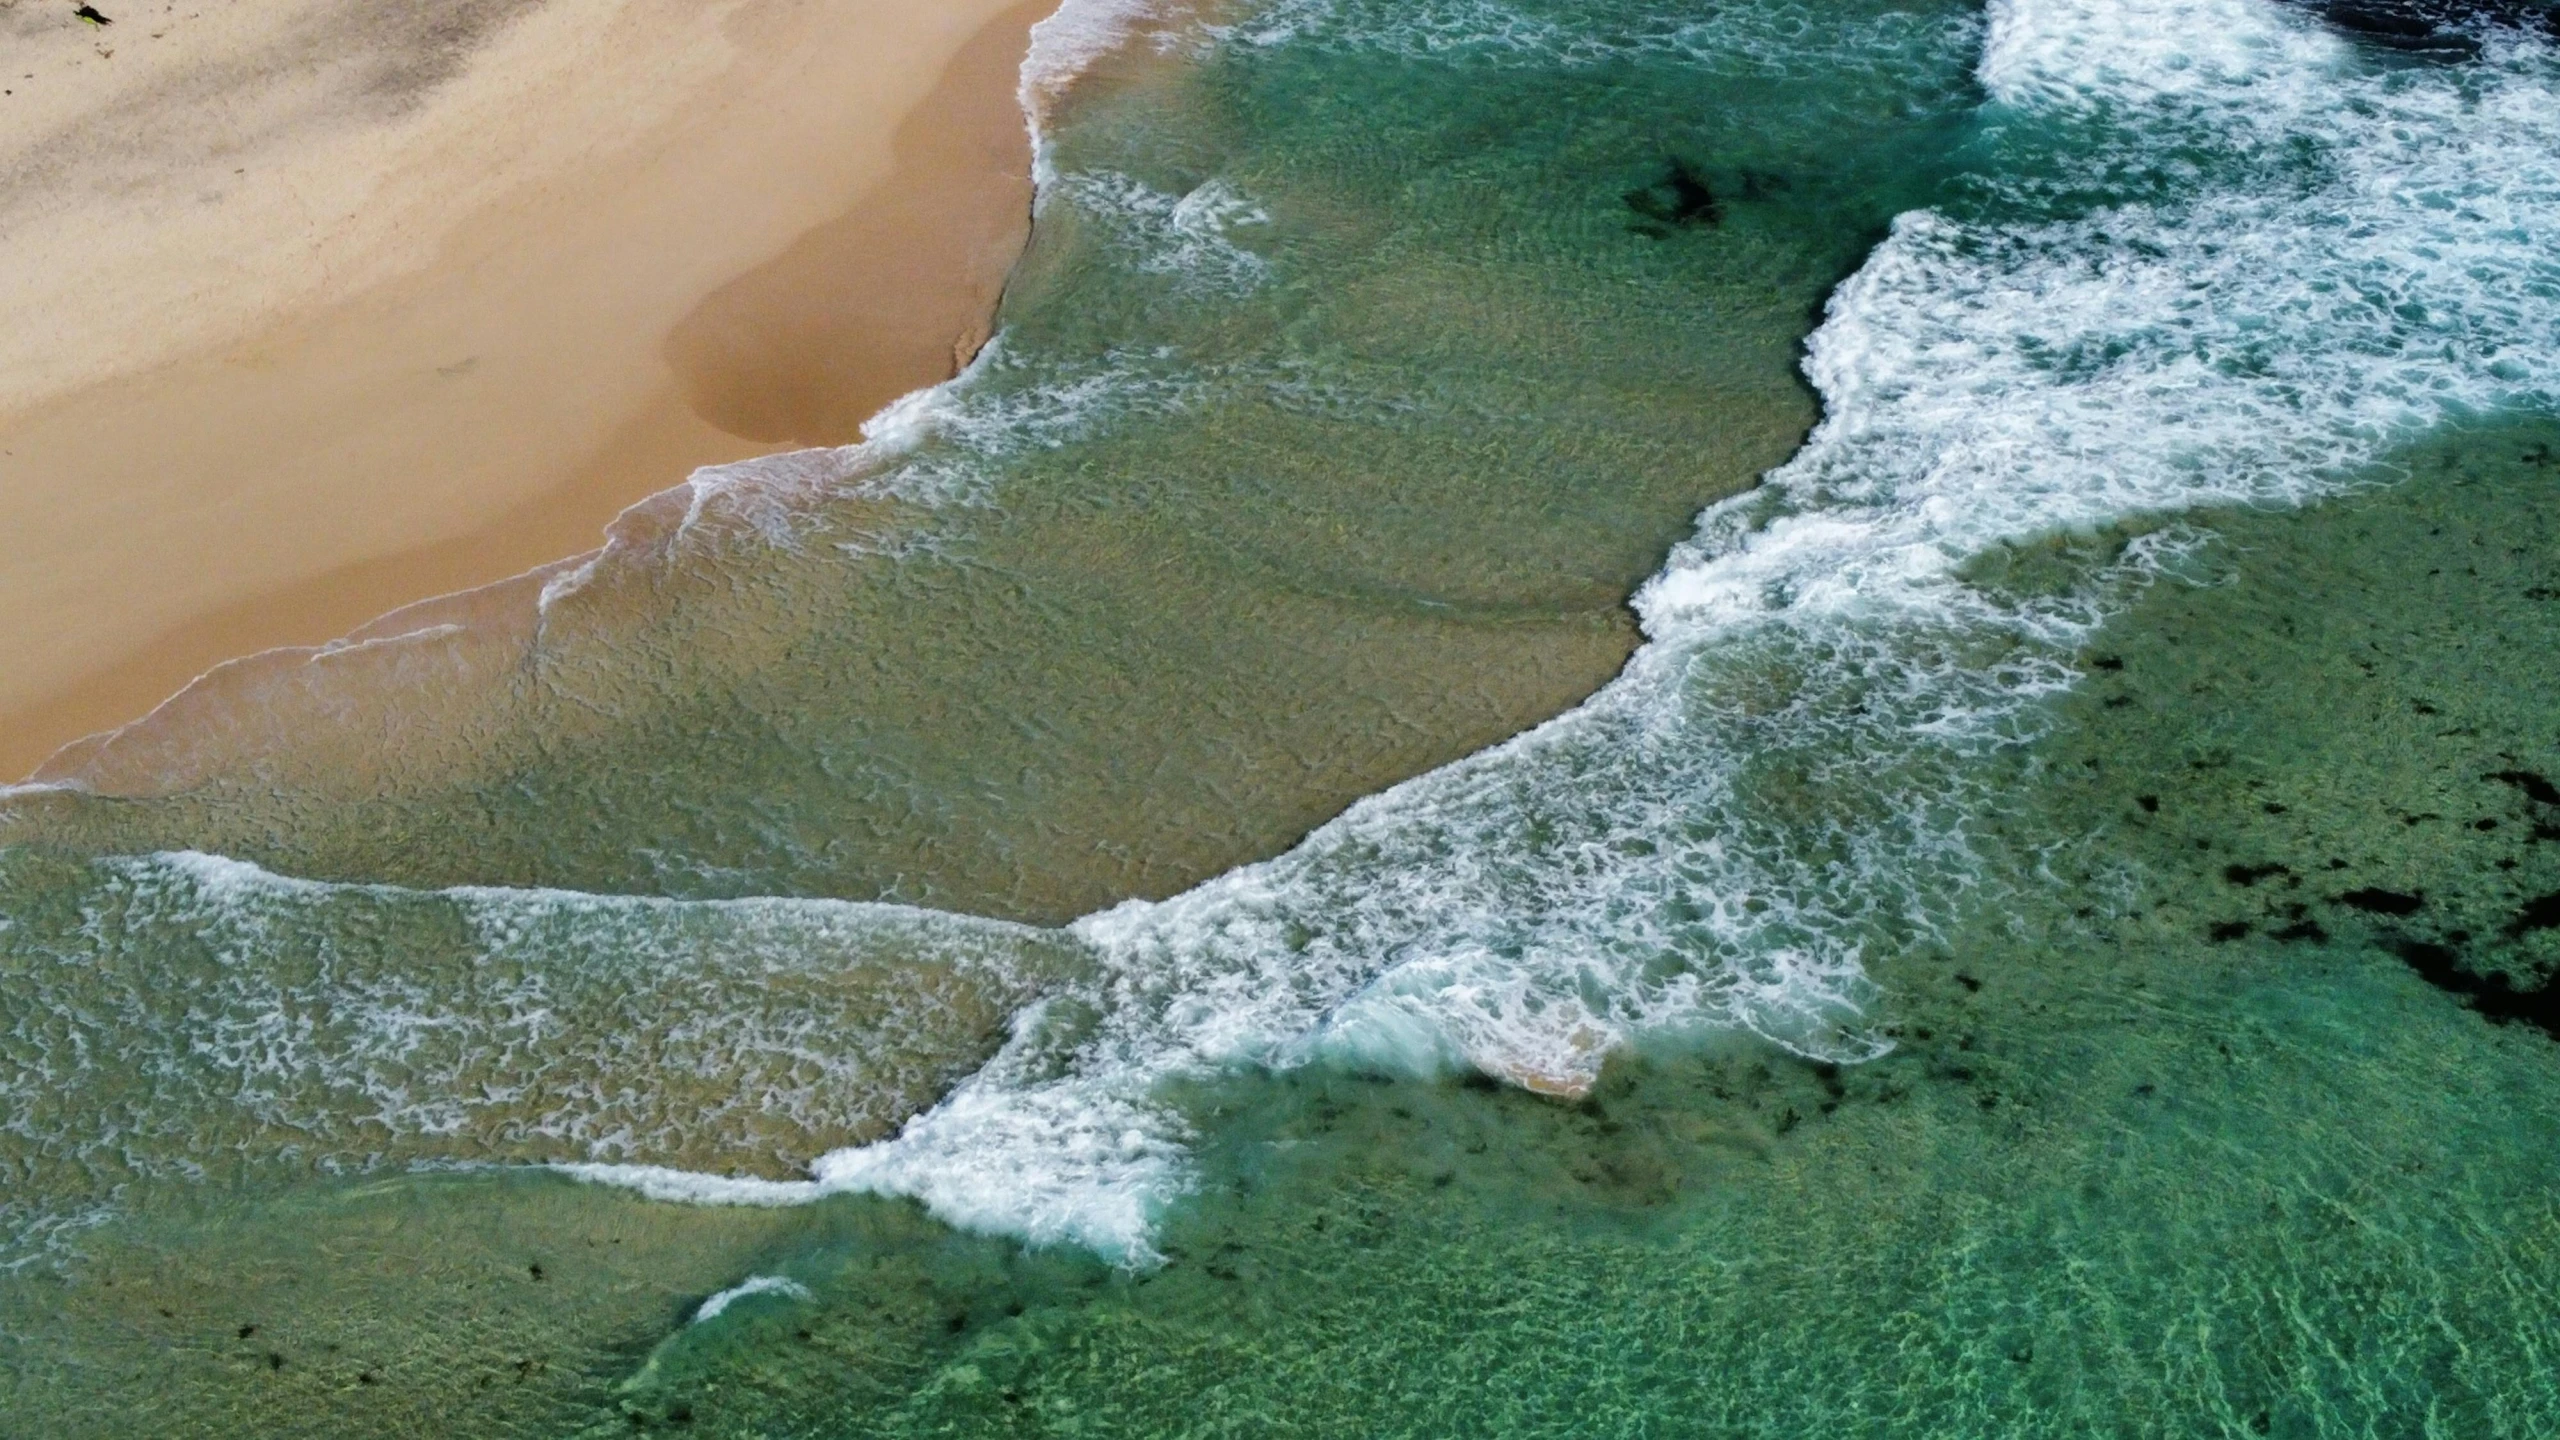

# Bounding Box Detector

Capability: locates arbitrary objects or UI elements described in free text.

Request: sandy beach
[0,0,1044,780]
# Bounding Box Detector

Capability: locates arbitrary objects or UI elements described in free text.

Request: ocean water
[3,0,2558,1432]
[2,0,1974,921]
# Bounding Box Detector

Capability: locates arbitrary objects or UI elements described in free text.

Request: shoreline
[0,0,1047,780]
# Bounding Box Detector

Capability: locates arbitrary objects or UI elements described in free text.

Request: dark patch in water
[2508,890,2560,937]
[2487,769,2560,807]
[2381,935,2560,1039]
[2223,863,2290,887]
[2298,0,2560,57]
[1624,160,1723,232]
[2337,887,2426,916]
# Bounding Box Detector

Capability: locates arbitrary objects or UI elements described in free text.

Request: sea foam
[778,0,2560,1260]
[0,846,1082,1269]
[691,1274,815,1324]
[10,0,2558,1271]
[235,0,2560,1266]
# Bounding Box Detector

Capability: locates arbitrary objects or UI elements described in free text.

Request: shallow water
[3,0,1974,922]
[2,0,2558,1431]
[23,432,2542,1438]
[505,430,2560,1436]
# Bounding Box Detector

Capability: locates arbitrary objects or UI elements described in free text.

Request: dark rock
[2301,0,2560,54]
[2223,863,2290,886]
[2487,769,2560,806]
[2381,935,2560,1039]
[2508,890,2560,937]
[2337,887,2425,915]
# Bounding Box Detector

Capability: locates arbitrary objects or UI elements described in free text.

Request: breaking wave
[785,0,2560,1259]
[5,0,2557,1271]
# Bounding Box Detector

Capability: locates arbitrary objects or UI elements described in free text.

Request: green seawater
[581,428,2560,1436]
[5,0,2560,1433]
[2,0,1976,921]
[13,432,2546,1436]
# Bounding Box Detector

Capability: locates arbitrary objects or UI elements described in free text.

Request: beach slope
[0,0,1042,778]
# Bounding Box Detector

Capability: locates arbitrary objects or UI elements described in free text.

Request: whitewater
[3,0,2556,1274]
[771,0,2560,1259]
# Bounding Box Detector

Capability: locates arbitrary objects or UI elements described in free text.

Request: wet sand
[0,0,1046,780]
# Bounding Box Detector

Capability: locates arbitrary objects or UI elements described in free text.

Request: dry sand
[0,0,1046,779]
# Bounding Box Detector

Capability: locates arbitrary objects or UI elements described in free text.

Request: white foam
[393,0,2560,1268]
[1976,0,2341,114]
[0,847,1082,1271]
[13,0,2559,1276]
[817,1079,1189,1261]
[524,330,1219,614]
[1217,0,1982,82]
[793,0,2560,1262]
[1021,0,1190,183]
[1060,172,1274,293]
[690,1274,814,1323]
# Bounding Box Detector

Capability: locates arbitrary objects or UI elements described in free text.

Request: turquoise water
[4,0,2560,1432]
[5,0,1975,920]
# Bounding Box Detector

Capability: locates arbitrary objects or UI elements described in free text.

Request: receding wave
[0,847,1084,1265]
